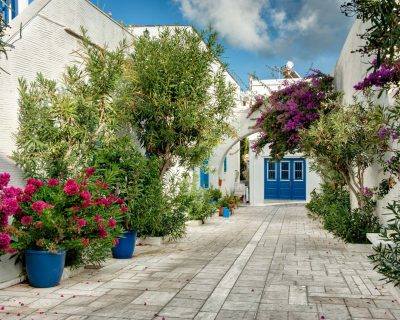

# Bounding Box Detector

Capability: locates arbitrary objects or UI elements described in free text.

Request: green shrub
[370,201,400,286]
[187,189,217,223]
[208,187,222,203]
[307,183,380,243]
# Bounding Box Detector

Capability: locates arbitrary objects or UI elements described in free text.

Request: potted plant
[91,137,145,259]
[11,170,124,288]
[218,195,231,218]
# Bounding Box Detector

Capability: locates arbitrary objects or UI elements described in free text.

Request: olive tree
[13,33,127,178]
[123,28,236,177]
[301,100,388,209]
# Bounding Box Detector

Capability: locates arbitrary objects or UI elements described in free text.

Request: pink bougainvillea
[354,60,400,92]
[251,70,339,158]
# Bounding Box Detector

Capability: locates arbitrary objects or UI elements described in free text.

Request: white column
[17,0,29,15]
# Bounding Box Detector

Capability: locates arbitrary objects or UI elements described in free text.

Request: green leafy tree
[123,27,236,177]
[12,32,127,178]
[341,0,400,68]
[301,100,388,209]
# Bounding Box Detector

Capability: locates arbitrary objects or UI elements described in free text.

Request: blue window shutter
[1,1,9,24]
[223,157,227,173]
[11,0,17,19]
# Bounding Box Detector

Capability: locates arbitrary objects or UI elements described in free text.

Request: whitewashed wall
[333,20,399,224]
[0,0,133,286]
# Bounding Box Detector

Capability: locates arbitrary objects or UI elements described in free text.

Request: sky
[92,0,353,89]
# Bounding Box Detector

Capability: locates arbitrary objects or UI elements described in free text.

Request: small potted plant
[218,196,231,218]
[11,169,124,288]
[91,137,144,259]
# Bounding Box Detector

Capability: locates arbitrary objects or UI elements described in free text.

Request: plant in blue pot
[218,196,231,218]
[11,171,124,288]
[91,137,145,259]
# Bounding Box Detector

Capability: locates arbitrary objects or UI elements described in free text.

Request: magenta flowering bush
[354,60,400,93]
[9,168,125,266]
[0,173,22,254]
[251,70,340,158]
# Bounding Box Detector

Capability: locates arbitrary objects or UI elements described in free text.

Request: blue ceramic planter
[112,230,137,259]
[25,249,66,288]
[223,207,231,218]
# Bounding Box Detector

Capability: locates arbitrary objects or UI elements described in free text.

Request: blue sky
[92,0,353,89]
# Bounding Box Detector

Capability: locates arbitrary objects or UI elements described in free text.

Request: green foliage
[12,31,127,178]
[307,183,380,243]
[301,99,388,209]
[123,27,236,177]
[207,187,222,203]
[0,11,9,62]
[90,136,144,231]
[131,159,187,240]
[341,0,400,68]
[218,193,240,209]
[370,201,400,286]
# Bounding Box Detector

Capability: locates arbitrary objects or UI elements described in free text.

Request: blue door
[264,158,306,200]
[200,160,209,189]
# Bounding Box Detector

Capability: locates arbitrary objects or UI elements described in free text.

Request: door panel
[279,161,291,199]
[264,158,306,200]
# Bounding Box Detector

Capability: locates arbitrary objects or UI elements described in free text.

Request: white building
[0,0,242,286]
[247,78,321,205]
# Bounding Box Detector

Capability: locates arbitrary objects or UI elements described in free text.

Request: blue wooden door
[200,160,209,189]
[264,158,306,200]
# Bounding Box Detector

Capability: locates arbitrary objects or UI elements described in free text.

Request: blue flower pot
[223,207,231,218]
[25,249,66,288]
[112,230,137,259]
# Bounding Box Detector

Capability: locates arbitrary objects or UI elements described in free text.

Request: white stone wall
[0,0,133,285]
[333,20,399,224]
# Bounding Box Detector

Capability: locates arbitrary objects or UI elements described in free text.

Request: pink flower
[113,238,119,246]
[98,227,108,238]
[120,204,128,213]
[47,178,59,187]
[81,238,90,247]
[85,167,96,177]
[21,215,33,226]
[361,187,374,198]
[108,218,117,229]
[35,221,43,229]
[76,218,87,228]
[0,232,11,250]
[31,201,53,215]
[96,197,112,207]
[0,173,10,189]
[24,184,37,196]
[95,180,108,190]
[63,179,80,196]
[80,190,91,202]
[1,197,20,216]
[27,178,44,188]
[94,214,103,224]
[2,186,22,198]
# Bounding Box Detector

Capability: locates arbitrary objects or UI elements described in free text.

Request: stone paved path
[1,204,400,320]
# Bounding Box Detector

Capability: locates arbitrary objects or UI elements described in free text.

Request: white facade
[0,0,133,286]
[246,78,321,205]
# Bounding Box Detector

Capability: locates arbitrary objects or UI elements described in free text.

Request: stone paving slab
[0,205,399,320]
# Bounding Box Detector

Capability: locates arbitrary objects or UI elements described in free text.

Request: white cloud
[175,0,271,51]
[175,0,352,60]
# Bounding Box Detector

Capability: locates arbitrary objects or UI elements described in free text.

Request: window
[280,161,290,181]
[294,161,304,181]
[223,157,227,173]
[267,161,276,180]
